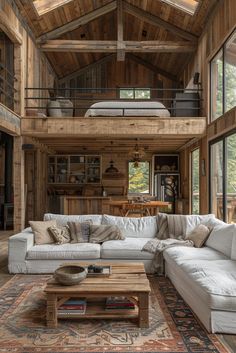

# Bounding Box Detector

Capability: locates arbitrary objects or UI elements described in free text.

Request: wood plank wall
[180,0,236,215]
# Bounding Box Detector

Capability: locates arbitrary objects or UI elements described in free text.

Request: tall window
[191,149,200,214]
[210,132,236,223]
[128,161,150,194]
[210,29,236,121]
[120,88,150,100]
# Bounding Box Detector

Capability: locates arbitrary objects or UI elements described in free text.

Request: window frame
[119,88,151,100]
[209,129,236,222]
[128,160,151,195]
[190,148,200,214]
[210,27,236,122]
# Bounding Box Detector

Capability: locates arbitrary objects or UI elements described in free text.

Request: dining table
[108,200,171,217]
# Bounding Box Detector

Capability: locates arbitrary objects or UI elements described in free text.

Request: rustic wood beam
[21,117,207,138]
[40,40,196,53]
[117,0,125,61]
[123,1,197,42]
[0,9,22,44]
[0,103,21,136]
[59,54,115,83]
[36,1,117,43]
[127,53,177,82]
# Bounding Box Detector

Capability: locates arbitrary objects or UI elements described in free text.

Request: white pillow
[205,224,236,257]
[102,214,158,238]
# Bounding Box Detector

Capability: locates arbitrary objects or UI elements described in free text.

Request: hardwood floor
[0,231,236,352]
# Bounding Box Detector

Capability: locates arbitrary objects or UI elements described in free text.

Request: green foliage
[191,149,200,214]
[128,162,150,193]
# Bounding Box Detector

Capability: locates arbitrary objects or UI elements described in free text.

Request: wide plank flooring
[0,231,236,352]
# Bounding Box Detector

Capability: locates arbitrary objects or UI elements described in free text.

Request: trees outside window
[191,149,200,214]
[128,162,150,194]
[119,88,150,99]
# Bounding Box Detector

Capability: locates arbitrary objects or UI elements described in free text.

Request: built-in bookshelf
[48,155,101,185]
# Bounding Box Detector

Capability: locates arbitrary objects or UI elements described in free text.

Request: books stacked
[58,299,87,315]
[105,297,135,310]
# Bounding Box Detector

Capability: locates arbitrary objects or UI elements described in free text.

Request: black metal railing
[24,87,203,117]
[0,62,17,111]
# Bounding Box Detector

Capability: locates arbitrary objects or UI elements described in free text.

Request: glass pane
[225,31,236,113]
[128,162,150,194]
[226,133,236,223]
[191,149,200,214]
[210,141,223,220]
[135,89,150,99]
[211,50,223,121]
[120,89,134,99]
[161,0,199,15]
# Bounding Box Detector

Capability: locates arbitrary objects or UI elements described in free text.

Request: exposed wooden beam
[40,40,196,53]
[117,0,125,61]
[59,54,115,82]
[36,1,117,43]
[123,1,197,42]
[0,9,22,44]
[127,53,177,81]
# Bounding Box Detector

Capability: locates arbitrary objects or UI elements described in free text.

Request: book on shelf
[58,298,87,314]
[105,297,135,310]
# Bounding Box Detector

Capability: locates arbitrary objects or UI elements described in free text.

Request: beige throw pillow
[89,224,125,243]
[48,225,71,245]
[29,220,57,245]
[67,221,91,243]
[186,224,211,248]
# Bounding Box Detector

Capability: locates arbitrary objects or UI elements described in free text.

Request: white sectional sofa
[8,212,236,334]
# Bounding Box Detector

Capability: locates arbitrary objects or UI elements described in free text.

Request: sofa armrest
[8,229,34,273]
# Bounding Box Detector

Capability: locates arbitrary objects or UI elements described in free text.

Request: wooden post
[13,136,25,231]
[117,0,125,61]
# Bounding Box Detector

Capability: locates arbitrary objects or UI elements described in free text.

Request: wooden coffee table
[44,262,151,328]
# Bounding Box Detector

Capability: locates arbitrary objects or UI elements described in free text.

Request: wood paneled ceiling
[15,0,218,79]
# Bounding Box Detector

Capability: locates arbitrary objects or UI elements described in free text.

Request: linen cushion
[156,213,168,239]
[186,224,211,248]
[102,214,158,238]
[43,213,102,226]
[231,234,236,260]
[68,221,91,243]
[29,220,57,245]
[101,237,154,260]
[206,223,236,257]
[26,243,100,260]
[48,225,71,244]
[89,224,125,243]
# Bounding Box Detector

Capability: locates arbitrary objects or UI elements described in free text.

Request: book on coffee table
[58,299,87,315]
[105,296,135,310]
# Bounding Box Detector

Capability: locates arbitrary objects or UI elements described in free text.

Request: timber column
[13,136,25,231]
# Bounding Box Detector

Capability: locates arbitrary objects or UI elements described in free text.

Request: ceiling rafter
[123,1,198,42]
[36,1,117,43]
[117,0,125,61]
[127,54,178,82]
[40,40,196,53]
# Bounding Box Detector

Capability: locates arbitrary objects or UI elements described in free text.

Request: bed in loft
[84,101,170,117]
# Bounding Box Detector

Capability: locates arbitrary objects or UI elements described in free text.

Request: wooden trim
[13,136,25,231]
[117,0,125,61]
[0,103,21,136]
[0,9,22,44]
[36,1,117,43]
[123,1,197,42]
[40,40,196,53]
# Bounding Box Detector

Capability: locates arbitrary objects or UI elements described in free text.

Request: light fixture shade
[105,160,119,174]
[129,143,145,168]
[103,160,124,179]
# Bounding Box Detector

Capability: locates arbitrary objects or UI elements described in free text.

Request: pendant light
[103,141,124,179]
[130,140,145,168]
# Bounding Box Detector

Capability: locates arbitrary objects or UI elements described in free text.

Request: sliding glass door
[210,132,236,223]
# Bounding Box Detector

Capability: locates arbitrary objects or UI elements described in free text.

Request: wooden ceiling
[37,136,193,154]
[15,0,218,79]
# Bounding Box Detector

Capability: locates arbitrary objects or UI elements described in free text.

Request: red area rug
[0,275,230,353]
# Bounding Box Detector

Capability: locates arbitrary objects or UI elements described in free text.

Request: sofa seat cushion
[101,237,154,260]
[164,246,228,266]
[44,213,102,226]
[102,214,158,238]
[178,260,236,311]
[26,243,100,260]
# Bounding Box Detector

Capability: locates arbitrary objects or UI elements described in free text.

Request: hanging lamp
[103,141,124,179]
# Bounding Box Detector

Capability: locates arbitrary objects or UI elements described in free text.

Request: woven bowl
[54,265,87,286]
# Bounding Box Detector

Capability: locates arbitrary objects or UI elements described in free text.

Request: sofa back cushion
[102,214,158,238]
[167,214,216,238]
[44,213,102,226]
[205,223,236,257]
[231,234,236,260]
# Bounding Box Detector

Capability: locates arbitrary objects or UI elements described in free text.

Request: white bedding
[84,101,170,117]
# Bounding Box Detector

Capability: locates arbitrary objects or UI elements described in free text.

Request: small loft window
[161,0,199,15]
[119,88,151,99]
[32,0,74,16]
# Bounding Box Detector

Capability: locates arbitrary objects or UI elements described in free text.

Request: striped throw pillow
[89,224,125,243]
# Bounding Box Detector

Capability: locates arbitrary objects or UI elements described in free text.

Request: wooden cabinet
[48,155,101,185]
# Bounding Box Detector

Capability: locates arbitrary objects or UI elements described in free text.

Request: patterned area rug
[0,275,229,353]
